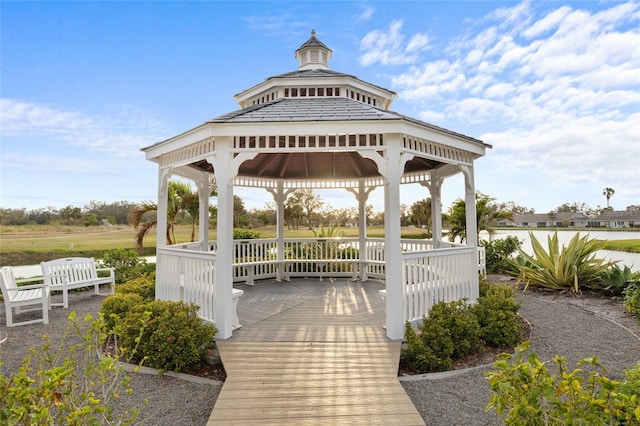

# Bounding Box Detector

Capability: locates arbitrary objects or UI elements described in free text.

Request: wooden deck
[207,279,425,425]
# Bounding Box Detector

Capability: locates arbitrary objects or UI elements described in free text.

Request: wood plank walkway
[207,279,425,425]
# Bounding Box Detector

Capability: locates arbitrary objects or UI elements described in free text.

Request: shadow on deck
[208,278,425,425]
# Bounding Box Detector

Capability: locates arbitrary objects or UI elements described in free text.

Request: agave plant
[511,232,617,294]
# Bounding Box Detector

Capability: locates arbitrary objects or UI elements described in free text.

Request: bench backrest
[41,257,99,285]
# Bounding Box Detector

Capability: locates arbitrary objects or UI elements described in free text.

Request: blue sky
[1,1,639,214]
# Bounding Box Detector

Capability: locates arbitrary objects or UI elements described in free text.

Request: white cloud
[372,1,640,209]
[357,5,374,21]
[359,20,429,66]
[0,99,168,158]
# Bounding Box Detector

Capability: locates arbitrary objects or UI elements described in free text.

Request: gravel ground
[2,283,639,425]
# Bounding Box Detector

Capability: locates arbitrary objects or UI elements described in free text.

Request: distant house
[506,212,591,228]
[591,210,640,228]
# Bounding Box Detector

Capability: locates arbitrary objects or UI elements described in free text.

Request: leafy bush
[427,300,482,359]
[402,320,453,372]
[594,265,639,296]
[481,236,521,274]
[511,232,616,294]
[101,292,144,332]
[117,300,217,373]
[0,313,139,425]
[100,248,155,284]
[233,228,262,239]
[402,282,525,374]
[486,341,640,425]
[115,273,156,301]
[624,282,640,319]
[473,283,523,347]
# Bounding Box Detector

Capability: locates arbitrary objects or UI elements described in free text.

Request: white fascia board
[398,121,489,157]
[209,120,400,138]
[142,124,213,160]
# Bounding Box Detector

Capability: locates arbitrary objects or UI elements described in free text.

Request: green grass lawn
[601,239,640,253]
[0,224,431,266]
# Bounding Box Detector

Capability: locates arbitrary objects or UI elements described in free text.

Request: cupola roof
[295,29,332,70]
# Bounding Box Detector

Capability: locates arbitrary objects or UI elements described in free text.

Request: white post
[461,165,478,247]
[383,137,410,341]
[156,167,171,248]
[267,180,289,281]
[347,179,373,280]
[198,172,210,252]
[427,170,444,248]
[209,140,235,340]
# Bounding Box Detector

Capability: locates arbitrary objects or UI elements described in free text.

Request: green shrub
[402,320,453,373]
[481,236,521,274]
[511,232,616,294]
[0,313,139,425]
[473,283,523,347]
[233,228,262,239]
[425,299,482,359]
[101,248,156,284]
[118,300,217,373]
[594,265,639,296]
[115,273,155,301]
[624,282,640,319]
[101,292,144,332]
[486,341,640,425]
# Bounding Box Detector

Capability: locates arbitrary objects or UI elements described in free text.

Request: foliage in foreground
[401,280,522,373]
[624,282,640,320]
[100,248,155,284]
[0,313,139,425]
[481,236,522,274]
[486,341,640,425]
[101,281,217,373]
[511,231,616,294]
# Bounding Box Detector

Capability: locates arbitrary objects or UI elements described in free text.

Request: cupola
[295,29,332,70]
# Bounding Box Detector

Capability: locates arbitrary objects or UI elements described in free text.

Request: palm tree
[128,181,199,252]
[445,192,513,243]
[603,187,615,208]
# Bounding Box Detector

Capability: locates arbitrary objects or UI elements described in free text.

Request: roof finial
[311,29,316,37]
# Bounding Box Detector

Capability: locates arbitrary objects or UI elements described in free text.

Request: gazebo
[142,31,490,340]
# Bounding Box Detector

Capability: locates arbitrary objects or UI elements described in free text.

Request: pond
[484,229,640,272]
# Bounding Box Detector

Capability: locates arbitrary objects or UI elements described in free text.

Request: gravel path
[2,284,638,425]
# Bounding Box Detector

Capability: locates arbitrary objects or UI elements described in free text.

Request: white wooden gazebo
[142,31,490,340]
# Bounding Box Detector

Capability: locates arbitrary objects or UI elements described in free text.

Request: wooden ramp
[207,280,425,425]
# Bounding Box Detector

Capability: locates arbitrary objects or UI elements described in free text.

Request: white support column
[208,142,235,340]
[424,170,444,248]
[346,179,374,281]
[156,167,172,248]
[267,180,292,281]
[461,165,478,247]
[382,137,413,341]
[197,172,211,252]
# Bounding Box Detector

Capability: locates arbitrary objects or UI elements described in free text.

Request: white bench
[41,257,115,308]
[0,266,50,327]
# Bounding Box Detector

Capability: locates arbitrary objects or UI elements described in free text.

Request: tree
[445,193,513,243]
[603,187,615,208]
[284,190,323,229]
[128,181,199,252]
[59,205,82,225]
[496,201,535,215]
[409,198,432,231]
[554,202,593,215]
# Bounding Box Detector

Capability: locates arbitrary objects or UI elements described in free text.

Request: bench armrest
[96,267,115,278]
[15,276,45,285]
[5,282,48,292]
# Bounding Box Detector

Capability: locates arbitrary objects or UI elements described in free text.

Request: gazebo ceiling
[188,151,444,180]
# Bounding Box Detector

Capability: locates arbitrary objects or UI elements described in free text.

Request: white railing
[400,247,478,325]
[156,247,217,324]
[156,238,486,327]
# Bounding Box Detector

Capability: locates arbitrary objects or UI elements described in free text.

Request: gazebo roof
[142,30,490,186]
